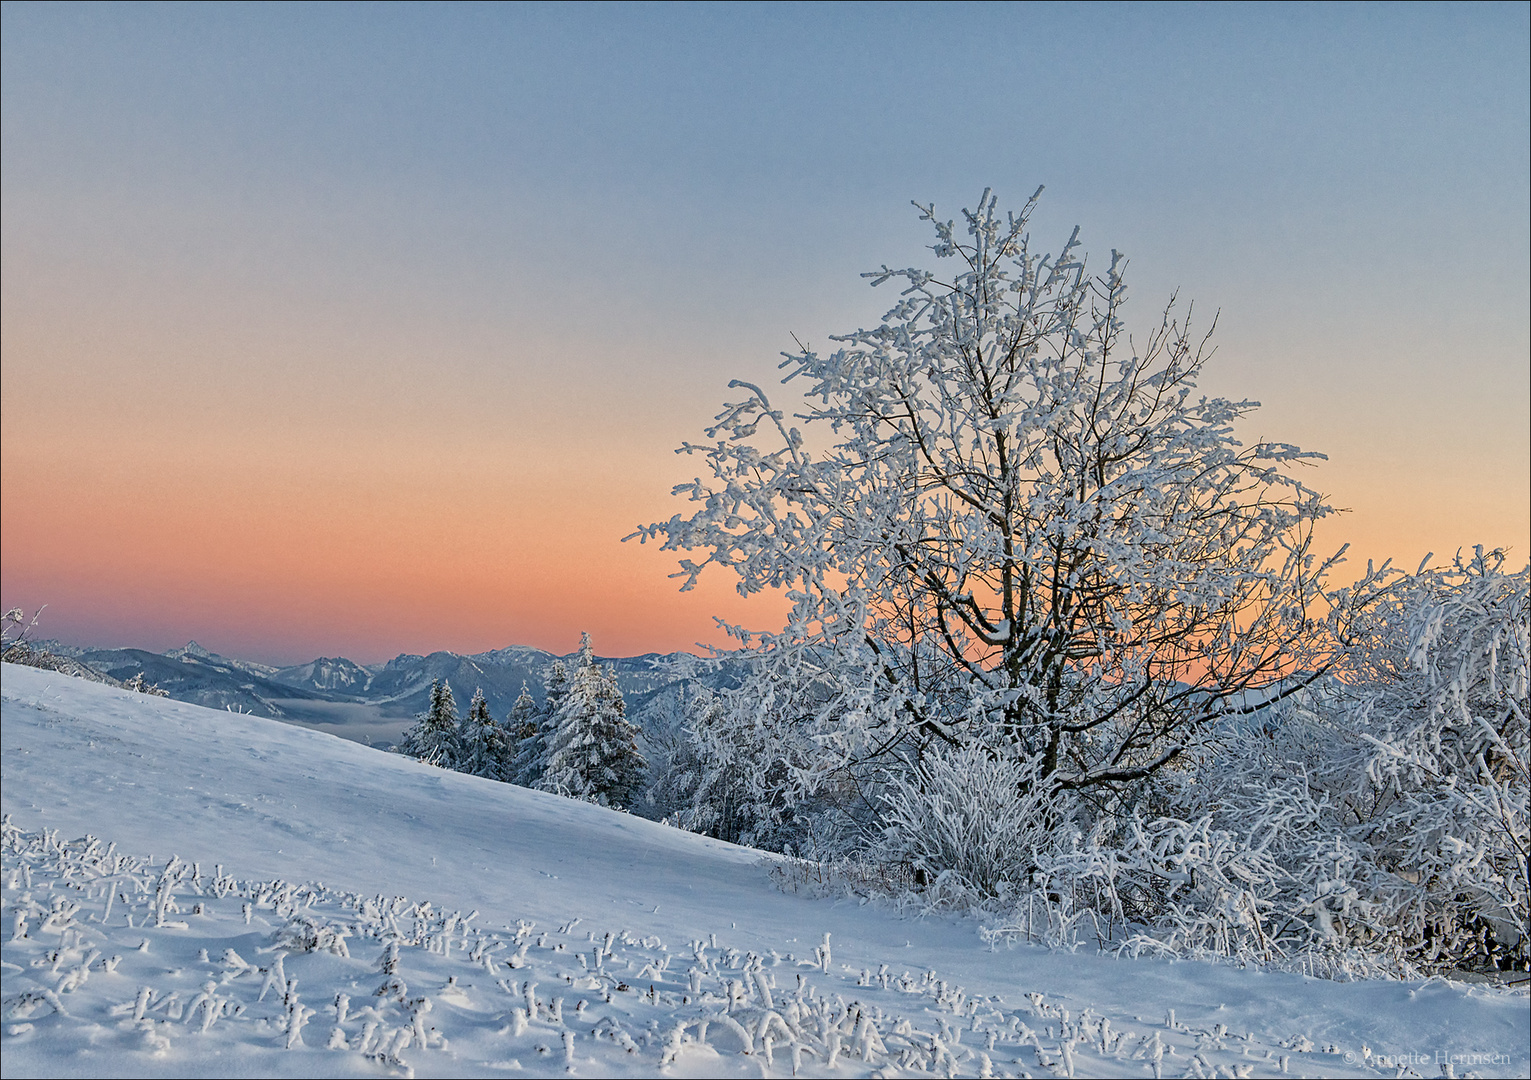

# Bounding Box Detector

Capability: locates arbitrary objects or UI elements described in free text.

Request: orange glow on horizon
[0,432,793,664]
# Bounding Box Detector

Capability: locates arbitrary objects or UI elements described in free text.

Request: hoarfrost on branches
[629,188,1524,981]
[631,186,1381,814]
[982,550,1528,978]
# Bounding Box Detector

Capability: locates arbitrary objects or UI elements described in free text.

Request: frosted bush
[943,551,1527,980]
[275,912,351,956]
[1060,549,1530,978]
[878,744,1065,902]
[1325,548,1528,974]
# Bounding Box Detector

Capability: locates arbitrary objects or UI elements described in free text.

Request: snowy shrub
[1041,549,1530,979]
[1318,549,1528,975]
[878,744,1065,902]
[1,606,40,662]
[878,552,1527,981]
[1,607,132,689]
[275,912,351,957]
[123,672,171,697]
[639,693,707,827]
[660,681,808,850]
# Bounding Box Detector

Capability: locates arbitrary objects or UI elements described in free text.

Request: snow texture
[3,662,1526,1077]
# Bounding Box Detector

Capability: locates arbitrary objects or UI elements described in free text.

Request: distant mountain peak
[162,640,278,677]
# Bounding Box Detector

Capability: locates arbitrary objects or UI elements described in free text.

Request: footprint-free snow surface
[2,662,1526,1078]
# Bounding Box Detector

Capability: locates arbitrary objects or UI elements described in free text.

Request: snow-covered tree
[631,188,1382,822]
[506,682,540,747]
[538,634,646,808]
[652,681,827,850]
[512,663,567,788]
[458,686,517,783]
[400,678,460,768]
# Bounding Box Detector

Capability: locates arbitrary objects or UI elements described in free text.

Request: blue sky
[3,2,1527,662]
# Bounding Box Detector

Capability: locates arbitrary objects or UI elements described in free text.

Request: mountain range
[26,637,740,748]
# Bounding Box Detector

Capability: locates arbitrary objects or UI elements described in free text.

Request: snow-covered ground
[3,662,1526,1078]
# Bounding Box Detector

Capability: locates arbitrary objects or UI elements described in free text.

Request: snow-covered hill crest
[2,663,1526,1078]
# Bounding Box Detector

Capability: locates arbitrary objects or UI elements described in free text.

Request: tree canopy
[632,188,1378,806]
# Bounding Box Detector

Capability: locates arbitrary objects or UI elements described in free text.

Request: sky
[2,1,1527,666]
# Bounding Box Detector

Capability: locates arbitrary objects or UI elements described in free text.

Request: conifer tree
[459,686,516,782]
[538,633,647,807]
[506,683,540,784]
[507,682,539,741]
[513,660,568,788]
[543,658,571,716]
[400,678,460,768]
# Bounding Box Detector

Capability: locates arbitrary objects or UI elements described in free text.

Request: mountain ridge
[24,636,742,747]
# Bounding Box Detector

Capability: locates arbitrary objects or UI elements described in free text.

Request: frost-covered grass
[3,662,1527,1078]
[0,822,1326,1079]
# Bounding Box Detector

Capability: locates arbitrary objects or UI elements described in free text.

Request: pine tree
[543,658,571,716]
[538,633,647,807]
[458,686,517,782]
[399,678,460,769]
[513,660,569,788]
[507,682,539,741]
[506,683,541,785]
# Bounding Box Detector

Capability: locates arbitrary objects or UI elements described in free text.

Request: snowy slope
[2,662,1526,1078]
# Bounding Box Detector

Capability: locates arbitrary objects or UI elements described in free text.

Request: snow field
[0,822,1383,1078]
[3,663,1527,1078]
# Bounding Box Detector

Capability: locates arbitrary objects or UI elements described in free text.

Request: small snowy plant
[1,606,42,662]
[122,672,171,697]
[879,743,1065,902]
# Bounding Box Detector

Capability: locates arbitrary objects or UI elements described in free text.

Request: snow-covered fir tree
[543,658,571,716]
[506,682,539,745]
[399,678,460,769]
[512,662,567,787]
[458,686,517,782]
[537,633,646,808]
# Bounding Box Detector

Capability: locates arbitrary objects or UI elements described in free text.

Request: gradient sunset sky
[3,2,1528,665]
